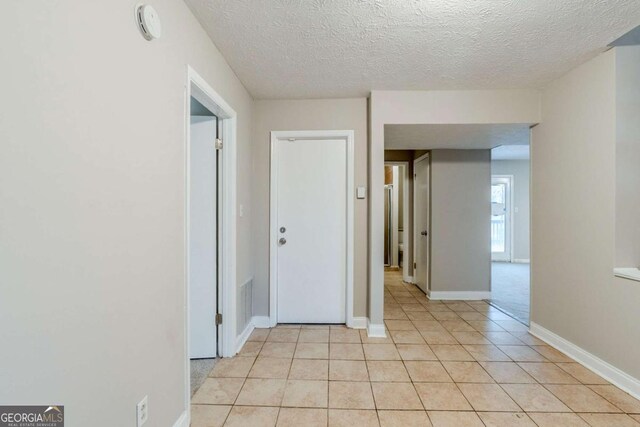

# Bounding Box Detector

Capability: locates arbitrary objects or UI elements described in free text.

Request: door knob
[279,238,287,245]
[421,230,428,236]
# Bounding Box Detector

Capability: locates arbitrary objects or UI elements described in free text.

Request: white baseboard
[529,322,640,400]
[349,317,367,329]
[427,291,491,301]
[367,320,386,338]
[403,276,414,283]
[235,321,255,354]
[252,316,272,328]
[173,410,189,427]
[512,258,530,264]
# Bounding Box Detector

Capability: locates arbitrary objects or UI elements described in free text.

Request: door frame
[491,174,514,262]
[384,161,410,282]
[184,66,237,413]
[413,152,431,293]
[269,130,355,328]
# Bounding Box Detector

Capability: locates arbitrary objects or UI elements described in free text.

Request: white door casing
[414,153,430,294]
[270,130,354,326]
[185,66,238,423]
[491,175,513,262]
[188,116,217,359]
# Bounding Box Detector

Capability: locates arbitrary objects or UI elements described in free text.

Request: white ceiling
[491,145,530,160]
[384,123,529,150]
[185,0,640,99]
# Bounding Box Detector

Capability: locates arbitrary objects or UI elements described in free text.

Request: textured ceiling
[384,123,529,150]
[185,0,640,99]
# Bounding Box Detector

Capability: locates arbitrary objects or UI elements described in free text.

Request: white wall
[252,98,369,318]
[0,1,253,425]
[531,47,640,383]
[430,150,491,294]
[491,159,531,261]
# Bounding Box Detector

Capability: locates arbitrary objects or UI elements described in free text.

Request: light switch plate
[356,187,366,199]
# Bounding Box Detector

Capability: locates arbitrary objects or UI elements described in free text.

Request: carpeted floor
[191,358,217,396]
[491,262,530,324]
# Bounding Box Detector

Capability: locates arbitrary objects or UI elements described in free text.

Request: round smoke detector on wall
[135,4,162,41]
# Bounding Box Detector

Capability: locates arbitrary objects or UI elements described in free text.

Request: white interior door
[491,176,512,262]
[189,115,217,358]
[275,138,347,323]
[414,155,430,293]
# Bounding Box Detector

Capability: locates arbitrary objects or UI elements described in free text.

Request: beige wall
[0,1,253,425]
[252,99,369,317]
[430,150,491,293]
[492,160,531,261]
[531,47,640,381]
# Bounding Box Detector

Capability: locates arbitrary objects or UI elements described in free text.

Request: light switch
[356,187,366,199]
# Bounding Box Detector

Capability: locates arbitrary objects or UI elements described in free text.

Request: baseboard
[252,316,271,328]
[512,258,530,264]
[235,320,255,354]
[173,410,189,427]
[367,320,387,338]
[349,317,367,329]
[529,322,640,400]
[403,276,414,283]
[427,291,491,301]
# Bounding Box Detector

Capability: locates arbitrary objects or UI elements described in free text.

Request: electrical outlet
[137,396,148,426]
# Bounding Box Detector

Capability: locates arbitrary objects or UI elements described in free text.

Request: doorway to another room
[490,145,531,324]
[185,67,239,403]
[383,162,410,282]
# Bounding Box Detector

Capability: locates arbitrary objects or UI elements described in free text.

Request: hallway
[189,270,640,426]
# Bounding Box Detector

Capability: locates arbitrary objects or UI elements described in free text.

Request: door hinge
[414,262,417,269]
[215,138,223,150]
[215,313,222,325]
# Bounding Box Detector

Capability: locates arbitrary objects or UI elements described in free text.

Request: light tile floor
[190,271,640,426]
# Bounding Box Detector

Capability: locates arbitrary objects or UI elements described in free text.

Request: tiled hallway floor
[190,271,640,426]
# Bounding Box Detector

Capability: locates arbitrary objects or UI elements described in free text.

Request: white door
[414,155,430,293]
[189,115,217,358]
[491,176,512,262]
[275,138,347,323]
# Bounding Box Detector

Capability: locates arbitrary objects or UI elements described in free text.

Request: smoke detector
[135,4,162,41]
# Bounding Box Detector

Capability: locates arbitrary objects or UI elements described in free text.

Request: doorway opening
[490,145,531,324]
[383,162,410,281]
[185,67,238,408]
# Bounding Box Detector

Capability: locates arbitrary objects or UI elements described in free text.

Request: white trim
[403,275,414,283]
[173,410,189,427]
[184,66,238,418]
[367,320,387,338]
[351,317,368,329]
[236,320,255,354]
[269,130,355,328]
[252,316,272,329]
[427,291,491,301]
[512,258,531,264]
[614,268,640,282]
[491,174,514,262]
[530,322,640,400]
